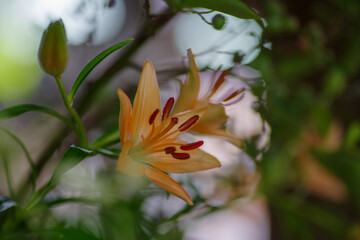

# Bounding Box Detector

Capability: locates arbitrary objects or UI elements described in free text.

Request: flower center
[140,97,203,160]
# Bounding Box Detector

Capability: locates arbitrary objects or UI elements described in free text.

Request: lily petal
[144,167,193,205]
[117,141,145,177]
[117,89,133,142]
[148,140,221,173]
[132,60,162,145]
[192,125,244,148]
[173,49,200,113]
[197,103,228,126]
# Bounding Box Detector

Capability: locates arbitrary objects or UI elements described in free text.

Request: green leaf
[0,127,37,191]
[26,145,93,210]
[49,145,93,186]
[0,104,74,129]
[165,0,260,19]
[68,39,133,104]
[90,126,120,149]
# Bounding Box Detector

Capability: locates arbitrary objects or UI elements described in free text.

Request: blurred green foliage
[248,0,360,239]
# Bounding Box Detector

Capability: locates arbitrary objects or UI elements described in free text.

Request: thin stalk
[54,76,88,147]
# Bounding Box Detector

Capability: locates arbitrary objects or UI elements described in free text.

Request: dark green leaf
[165,0,260,19]
[68,39,133,104]
[0,104,73,129]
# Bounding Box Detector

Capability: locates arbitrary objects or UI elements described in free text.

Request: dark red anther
[178,115,200,132]
[149,109,160,125]
[180,141,204,151]
[212,69,229,93]
[164,147,176,154]
[171,152,190,160]
[162,97,175,119]
[223,88,245,102]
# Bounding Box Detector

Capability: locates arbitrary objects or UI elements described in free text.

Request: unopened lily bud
[38,20,68,77]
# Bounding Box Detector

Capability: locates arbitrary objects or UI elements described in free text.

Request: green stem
[55,76,88,147]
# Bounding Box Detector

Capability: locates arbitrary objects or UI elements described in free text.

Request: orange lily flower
[172,49,245,148]
[117,60,221,205]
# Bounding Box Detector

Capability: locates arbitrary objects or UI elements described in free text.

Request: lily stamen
[209,70,229,98]
[223,88,245,102]
[178,115,200,132]
[149,108,160,125]
[142,117,179,147]
[171,152,190,160]
[164,146,176,154]
[162,97,175,120]
[180,141,204,151]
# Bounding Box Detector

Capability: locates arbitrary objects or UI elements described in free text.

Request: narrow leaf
[166,0,260,19]
[0,196,17,213]
[68,39,133,104]
[0,104,74,129]
[90,127,120,149]
[26,145,94,210]
[0,127,37,191]
[48,145,93,186]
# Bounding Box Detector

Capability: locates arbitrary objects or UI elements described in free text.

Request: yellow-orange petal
[132,60,162,145]
[173,49,200,113]
[197,103,228,126]
[148,141,221,173]
[144,167,193,205]
[117,141,145,177]
[117,89,133,143]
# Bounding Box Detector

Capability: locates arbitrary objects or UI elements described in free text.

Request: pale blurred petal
[192,125,244,148]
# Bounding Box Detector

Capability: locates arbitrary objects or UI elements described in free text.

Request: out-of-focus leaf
[0,104,73,129]
[44,227,100,240]
[270,193,347,239]
[165,0,260,19]
[0,127,37,190]
[49,145,93,186]
[0,196,16,213]
[90,127,119,149]
[68,39,133,104]
[26,145,93,210]
[313,149,360,213]
[344,122,360,149]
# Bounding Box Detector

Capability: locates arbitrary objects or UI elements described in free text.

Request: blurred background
[0,0,360,239]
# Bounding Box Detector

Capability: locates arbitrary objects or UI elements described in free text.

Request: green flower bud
[38,20,68,77]
[212,14,226,30]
